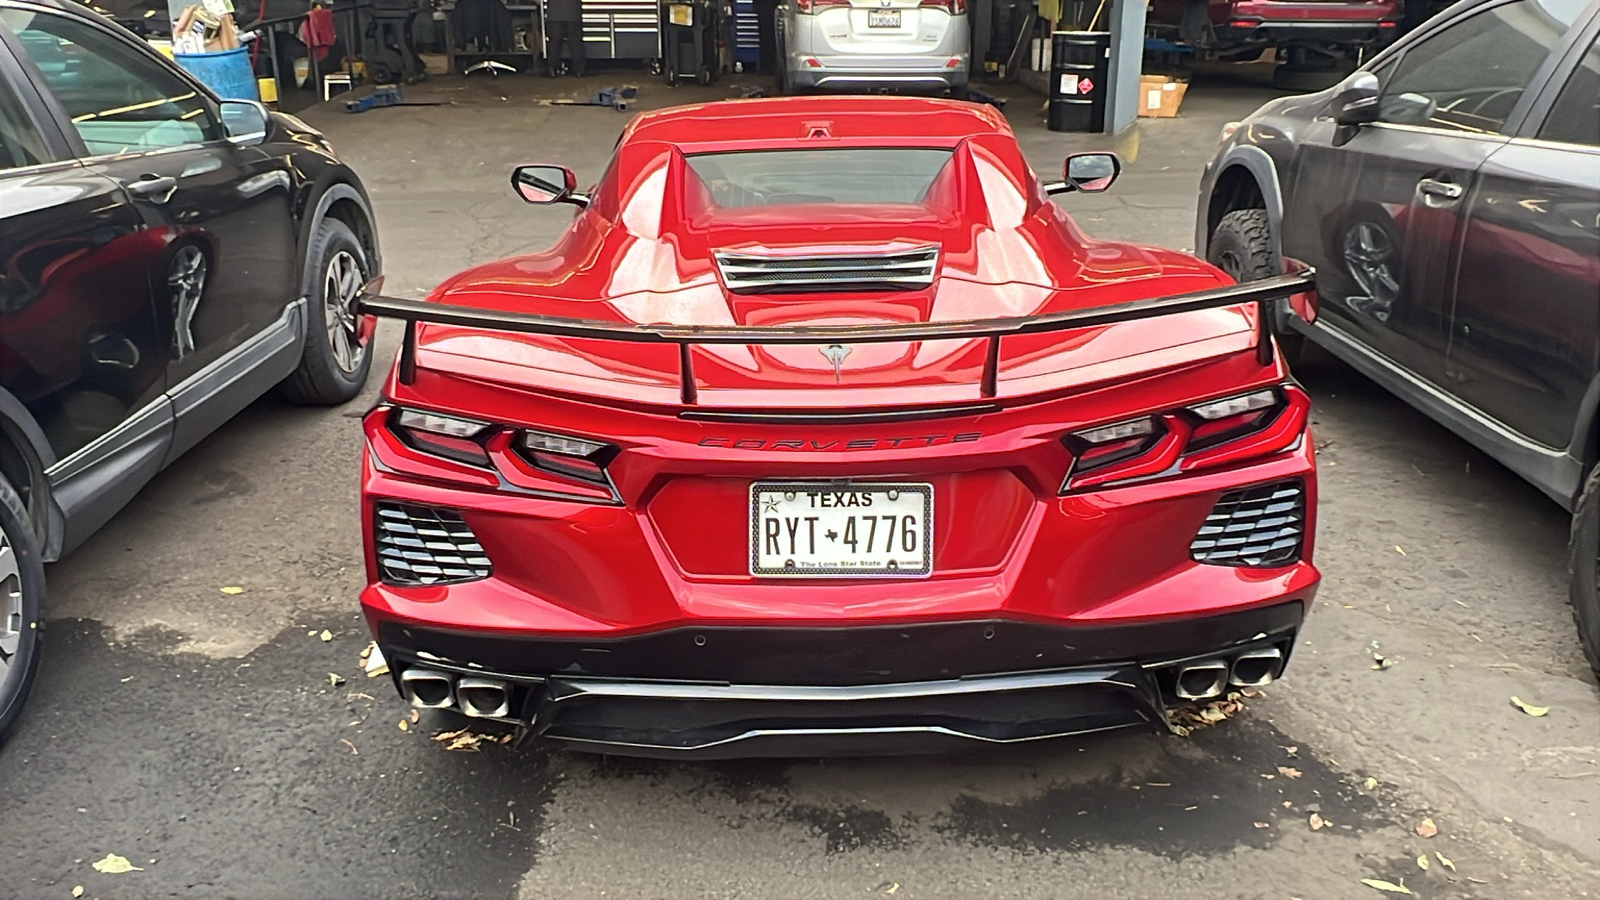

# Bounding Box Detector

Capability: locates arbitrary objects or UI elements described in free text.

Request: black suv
[1196,0,1600,673]
[0,0,380,737]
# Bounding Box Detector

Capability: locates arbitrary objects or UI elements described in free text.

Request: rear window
[685,148,953,208]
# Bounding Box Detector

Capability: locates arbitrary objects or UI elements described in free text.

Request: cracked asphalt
[1,65,1596,900]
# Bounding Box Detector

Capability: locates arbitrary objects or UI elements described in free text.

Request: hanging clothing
[298,6,336,61]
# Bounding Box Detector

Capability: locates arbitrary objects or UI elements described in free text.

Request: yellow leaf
[72,887,84,898]
[1308,813,1326,831]
[319,630,334,642]
[219,586,244,595]
[1394,546,1406,556]
[1277,766,1302,779]
[1416,854,1429,871]
[91,853,143,874]
[1364,776,1379,791]
[398,719,409,731]
[1415,817,1438,838]
[1360,878,1412,895]
[1435,852,1455,871]
[1510,696,1549,717]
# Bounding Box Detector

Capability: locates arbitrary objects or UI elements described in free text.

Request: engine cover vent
[714,246,939,293]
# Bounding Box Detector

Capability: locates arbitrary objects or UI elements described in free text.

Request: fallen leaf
[1360,878,1412,895]
[398,719,409,731]
[328,673,345,687]
[1283,745,1298,755]
[319,630,334,642]
[72,888,84,898]
[1415,817,1438,838]
[1510,696,1549,717]
[363,643,389,678]
[1364,777,1379,791]
[1372,654,1395,670]
[1253,821,1270,829]
[339,739,358,755]
[407,708,420,724]
[219,586,244,595]
[1416,854,1429,871]
[1308,813,1326,831]
[1435,852,1455,871]
[1395,546,1406,556]
[1278,766,1302,779]
[92,853,144,874]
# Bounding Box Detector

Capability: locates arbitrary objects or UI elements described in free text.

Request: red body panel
[359,98,1319,752]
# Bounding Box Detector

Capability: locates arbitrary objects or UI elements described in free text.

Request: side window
[0,9,220,156]
[1538,34,1600,147]
[1377,0,1582,134]
[0,76,51,170]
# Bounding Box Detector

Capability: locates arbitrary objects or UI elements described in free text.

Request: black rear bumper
[377,601,1304,757]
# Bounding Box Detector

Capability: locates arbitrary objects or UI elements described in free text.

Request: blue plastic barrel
[174,47,259,101]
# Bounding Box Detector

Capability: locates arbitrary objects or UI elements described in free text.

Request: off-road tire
[1209,208,1305,366]
[0,477,44,743]
[277,217,374,406]
[1566,465,1600,676]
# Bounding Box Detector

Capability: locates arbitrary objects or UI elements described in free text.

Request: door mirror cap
[1063,152,1120,193]
[219,99,269,145]
[1331,72,1382,127]
[512,164,581,205]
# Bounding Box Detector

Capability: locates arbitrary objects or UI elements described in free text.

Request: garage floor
[1,72,1596,900]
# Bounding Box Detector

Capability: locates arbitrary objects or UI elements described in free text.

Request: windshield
[685,148,954,208]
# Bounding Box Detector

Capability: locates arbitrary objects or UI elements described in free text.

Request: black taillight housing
[1061,386,1309,493]
[390,409,493,467]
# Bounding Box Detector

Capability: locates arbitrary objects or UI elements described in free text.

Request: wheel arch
[1199,146,1285,271]
[297,180,382,291]
[0,387,64,560]
[1567,374,1600,512]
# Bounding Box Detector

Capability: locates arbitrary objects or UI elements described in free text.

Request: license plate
[867,9,901,27]
[750,482,932,577]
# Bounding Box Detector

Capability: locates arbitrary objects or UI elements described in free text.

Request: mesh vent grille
[375,503,492,585]
[714,246,939,293]
[1189,480,1305,567]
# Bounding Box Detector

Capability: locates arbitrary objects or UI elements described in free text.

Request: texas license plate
[750,482,932,577]
[867,9,901,27]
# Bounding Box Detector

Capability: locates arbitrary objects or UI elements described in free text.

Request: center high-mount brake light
[392,409,493,467]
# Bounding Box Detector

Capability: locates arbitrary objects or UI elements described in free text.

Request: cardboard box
[1138,75,1188,118]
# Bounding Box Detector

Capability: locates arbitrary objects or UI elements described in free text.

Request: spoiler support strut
[369,269,1315,398]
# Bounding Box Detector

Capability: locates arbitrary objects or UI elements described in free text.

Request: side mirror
[1063,152,1120,193]
[218,99,269,146]
[1331,72,1381,127]
[512,164,582,206]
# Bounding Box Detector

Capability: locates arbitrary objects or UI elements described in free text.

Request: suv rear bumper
[1220,19,1398,46]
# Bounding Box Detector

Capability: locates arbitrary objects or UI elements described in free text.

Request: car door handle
[1418,178,1464,201]
[126,175,177,202]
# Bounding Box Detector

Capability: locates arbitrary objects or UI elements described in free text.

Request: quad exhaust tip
[1229,647,1283,687]
[400,668,455,708]
[1173,660,1230,700]
[456,676,512,719]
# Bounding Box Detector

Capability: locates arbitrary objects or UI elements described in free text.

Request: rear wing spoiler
[357,266,1316,405]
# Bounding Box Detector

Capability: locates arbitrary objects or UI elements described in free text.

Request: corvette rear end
[356,97,1319,758]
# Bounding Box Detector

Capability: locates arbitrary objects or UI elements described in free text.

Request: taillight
[796,0,851,12]
[920,0,967,13]
[1060,385,1309,492]
[391,409,492,467]
[518,430,614,486]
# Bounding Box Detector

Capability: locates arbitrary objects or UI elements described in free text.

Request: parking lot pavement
[1,73,1596,900]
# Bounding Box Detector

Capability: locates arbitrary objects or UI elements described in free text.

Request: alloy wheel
[0,527,21,676]
[323,249,366,373]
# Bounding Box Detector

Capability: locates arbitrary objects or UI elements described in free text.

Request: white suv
[776,0,970,94]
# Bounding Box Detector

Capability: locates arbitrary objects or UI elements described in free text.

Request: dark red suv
[1149,0,1401,89]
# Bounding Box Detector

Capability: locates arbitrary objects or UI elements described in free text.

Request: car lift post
[1101,0,1148,133]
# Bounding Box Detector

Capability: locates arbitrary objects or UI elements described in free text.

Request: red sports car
[357,96,1320,758]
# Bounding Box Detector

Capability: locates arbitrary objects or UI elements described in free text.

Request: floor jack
[535,85,638,112]
[345,84,450,112]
